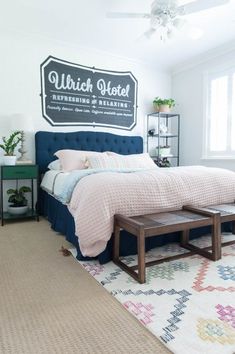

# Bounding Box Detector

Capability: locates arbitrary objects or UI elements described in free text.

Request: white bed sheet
[40,170,69,199]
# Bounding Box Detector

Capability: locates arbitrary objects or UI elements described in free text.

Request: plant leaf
[6,189,17,195]
[0,131,22,155]
[19,186,31,193]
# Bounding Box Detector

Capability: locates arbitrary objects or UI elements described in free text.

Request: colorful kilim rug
[71,233,235,354]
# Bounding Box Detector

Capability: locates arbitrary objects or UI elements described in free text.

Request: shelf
[147,112,180,166]
[1,164,39,226]
[148,134,178,138]
[151,155,179,159]
[2,209,38,220]
[148,112,180,118]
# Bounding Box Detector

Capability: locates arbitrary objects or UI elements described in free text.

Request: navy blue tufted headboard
[35,131,143,173]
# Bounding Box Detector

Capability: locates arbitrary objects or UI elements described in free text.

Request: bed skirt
[38,189,230,264]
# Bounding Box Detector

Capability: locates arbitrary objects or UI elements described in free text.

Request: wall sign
[40,56,138,130]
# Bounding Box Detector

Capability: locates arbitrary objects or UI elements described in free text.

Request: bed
[36,130,235,263]
[36,131,149,263]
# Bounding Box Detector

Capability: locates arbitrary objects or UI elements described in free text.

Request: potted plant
[154,157,171,168]
[7,185,31,215]
[157,145,171,157]
[153,97,176,112]
[0,131,22,165]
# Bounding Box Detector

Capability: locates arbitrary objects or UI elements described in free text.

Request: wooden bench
[190,203,235,248]
[113,206,221,284]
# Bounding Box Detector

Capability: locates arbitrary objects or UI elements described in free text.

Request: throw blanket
[68,166,235,257]
[58,168,144,204]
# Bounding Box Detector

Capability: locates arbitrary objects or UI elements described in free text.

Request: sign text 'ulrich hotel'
[40,56,137,129]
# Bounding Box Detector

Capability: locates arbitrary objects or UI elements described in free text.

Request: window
[203,67,235,159]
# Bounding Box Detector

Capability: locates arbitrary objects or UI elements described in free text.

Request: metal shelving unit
[147,112,180,167]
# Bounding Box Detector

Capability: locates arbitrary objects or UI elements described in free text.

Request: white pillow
[48,159,61,170]
[55,149,106,171]
[86,153,157,169]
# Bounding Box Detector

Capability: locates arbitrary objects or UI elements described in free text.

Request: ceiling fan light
[144,28,156,39]
[167,29,175,39]
[161,16,169,27]
[173,17,186,29]
[151,16,161,28]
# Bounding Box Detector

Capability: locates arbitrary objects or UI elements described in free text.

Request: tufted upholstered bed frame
[35,131,147,263]
[35,131,143,174]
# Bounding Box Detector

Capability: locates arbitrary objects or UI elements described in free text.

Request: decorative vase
[158,104,171,113]
[8,205,28,215]
[3,155,17,165]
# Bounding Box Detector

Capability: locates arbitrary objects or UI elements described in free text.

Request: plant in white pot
[158,145,171,157]
[153,97,176,113]
[0,131,22,165]
[7,185,31,215]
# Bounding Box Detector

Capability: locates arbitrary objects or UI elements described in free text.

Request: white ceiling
[1,0,235,70]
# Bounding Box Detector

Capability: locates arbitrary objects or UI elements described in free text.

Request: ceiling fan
[107,0,230,41]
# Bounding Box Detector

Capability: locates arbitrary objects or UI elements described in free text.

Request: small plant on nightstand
[7,185,31,215]
[0,131,22,165]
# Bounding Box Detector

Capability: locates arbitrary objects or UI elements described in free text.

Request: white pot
[3,155,17,165]
[159,104,171,113]
[8,205,28,215]
[158,147,171,157]
[153,103,159,112]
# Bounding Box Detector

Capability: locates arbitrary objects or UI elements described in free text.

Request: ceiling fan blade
[180,0,230,15]
[107,12,150,19]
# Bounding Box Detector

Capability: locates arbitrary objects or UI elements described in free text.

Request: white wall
[0,30,171,163]
[172,45,235,170]
[0,29,171,209]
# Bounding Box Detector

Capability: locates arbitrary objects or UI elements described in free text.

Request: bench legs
[113,222,146,284]
[113,211,222,284]
[138,229,145,284]
[180,230,189,246]
[211,212,221,261]
[113,224,120,263]
[180,213,221,261]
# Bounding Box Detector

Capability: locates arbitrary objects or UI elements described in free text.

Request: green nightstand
[0,164,39,226]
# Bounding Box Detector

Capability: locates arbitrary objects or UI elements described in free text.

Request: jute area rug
[72,234,235,354]
[0,219,169,354]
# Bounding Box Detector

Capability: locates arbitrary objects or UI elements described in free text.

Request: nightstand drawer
[1,165,38,179]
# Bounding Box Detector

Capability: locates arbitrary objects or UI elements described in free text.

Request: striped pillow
[86,153,157,169]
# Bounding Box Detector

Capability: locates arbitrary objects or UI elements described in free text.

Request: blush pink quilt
[68,166,235,257]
